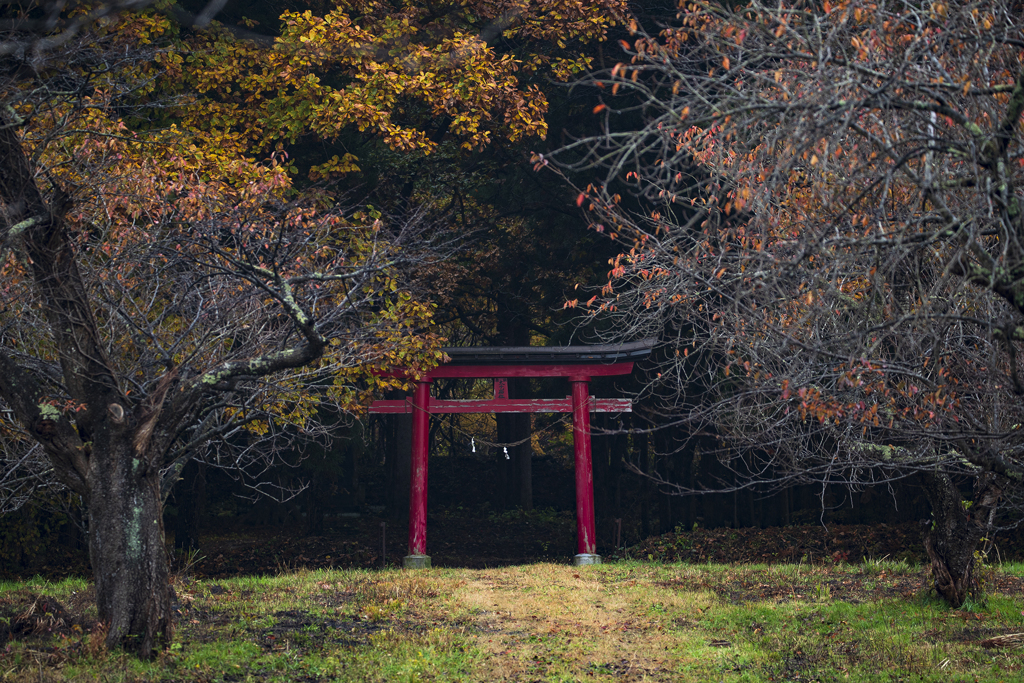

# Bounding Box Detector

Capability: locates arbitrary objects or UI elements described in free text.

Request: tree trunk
[654,429,674,533]
[495,380,533,510]
[685,438,698,528]
[303,436,331,536]
[305,475,327,536]
[347,421,364,510]
[88,441,173,657]
[592,413,609,523]
[388,393,412,521]
[638,425,651,538]
[494,302,531,510]
[497,410,515,509]
[923,471,1002,607]
[514,378,532,511]
[173,459,204,552]
[610,421,625,519]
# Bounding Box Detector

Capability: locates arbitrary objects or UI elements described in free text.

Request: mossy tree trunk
[89,438,173,654]
[924,472,1002,607]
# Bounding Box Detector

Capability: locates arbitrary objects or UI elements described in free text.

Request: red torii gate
[369,339,654,568]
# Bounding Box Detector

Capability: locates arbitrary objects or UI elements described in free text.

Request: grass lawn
[2,559,1023,682]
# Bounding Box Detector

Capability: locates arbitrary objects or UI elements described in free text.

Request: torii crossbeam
[369,339,654,568]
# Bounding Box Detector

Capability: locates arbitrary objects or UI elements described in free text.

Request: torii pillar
[570,377,598,563]
[406,380,432,568]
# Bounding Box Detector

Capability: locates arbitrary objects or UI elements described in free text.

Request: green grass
[2,561,1023,682]
[0,575,89,595]
[996,560,1024,577]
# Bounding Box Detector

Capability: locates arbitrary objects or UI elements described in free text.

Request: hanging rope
[432,409,575,451]
[395,393,581,453]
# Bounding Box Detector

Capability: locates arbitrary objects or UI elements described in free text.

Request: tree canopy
[556,0,1024,606]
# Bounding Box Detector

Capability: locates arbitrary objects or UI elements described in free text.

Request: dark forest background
[4,0,1023,588]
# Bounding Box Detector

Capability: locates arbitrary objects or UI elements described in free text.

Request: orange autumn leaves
[570,0,1024,437]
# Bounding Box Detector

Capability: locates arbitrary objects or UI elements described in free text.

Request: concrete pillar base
[403,555,431,569]
[573,553,601,566]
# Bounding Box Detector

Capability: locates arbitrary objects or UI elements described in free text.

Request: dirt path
[454,564,716,681]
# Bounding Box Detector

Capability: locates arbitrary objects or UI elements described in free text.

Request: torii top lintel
[368,339,655,415]
[413,338,656,381]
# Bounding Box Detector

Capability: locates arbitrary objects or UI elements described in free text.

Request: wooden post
[405,380,431,568]
[571,378,599,565]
